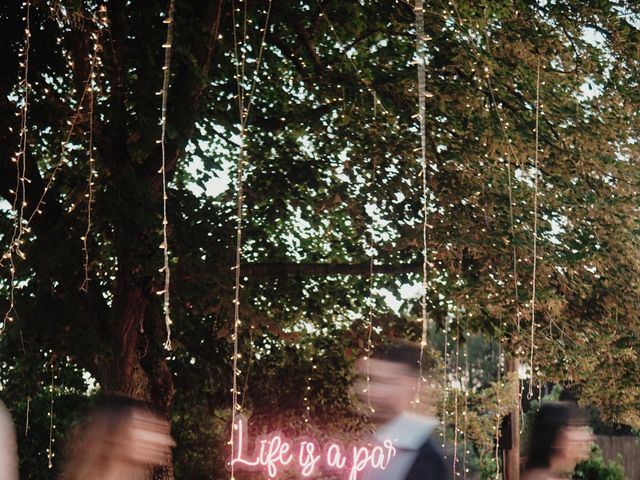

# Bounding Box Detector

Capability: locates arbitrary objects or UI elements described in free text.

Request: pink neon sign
[232,418,397,480]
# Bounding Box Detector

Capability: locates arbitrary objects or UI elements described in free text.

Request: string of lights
[413,0,431,411]
[442,316,448,457]
[47,360,56,469]
[452,317,461,477]
[433,0,542,428]
[158,0,176,350]
[528,58,542,398]
[229,2,272,478]
[303,352,317,425]
[494,332,502,479]
[463,316,470,479]
[25,396,30,437]
[81,29,102,292]
[2,45,98,278]
[229,2,247,475]
[364,170,376,414]
[2,0,31,332]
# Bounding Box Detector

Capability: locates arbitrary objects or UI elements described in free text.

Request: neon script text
[232,418,396,480]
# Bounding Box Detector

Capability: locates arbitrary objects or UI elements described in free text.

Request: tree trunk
[504,357,521,480]
[97,266,175,479]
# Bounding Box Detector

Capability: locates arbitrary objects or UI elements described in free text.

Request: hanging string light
[433,0,536,438]
[363,133,378,414]
[47,359,56,469]
[363,251,375,413]
[81,27,102,292]
[413,0,432,409]
[2,38,98,281]
[452,316,461,476]
[2,0,31,331]
[442,316,448,456]
[303,349,316,425]
[528,58,542,398]
[157,0,176,349]
[25,396,30,437]
[494,332,502,480]
[462,316,470,480]
[229,2,272,478]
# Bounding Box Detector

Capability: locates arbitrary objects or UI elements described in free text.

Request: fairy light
[240,328,255,411]
[2,0,31,331]
[157,0,176,349]
[303,352,316,424]
[363,152,378,414]
[81,31,101,292]
[463,316,470,479]
[528,58,542,398]
[313,2,387,414]
[47,360,55,469]
[363,250,375,413]
[229,2,272,478]
[452,317,461,477]
[494,334,502,479]
[25,396,30,437]
[2,40,98,273]
[442,316,448,455]
[230,1,247,474]
[414,0,431,408]
[434,5,535,454]
[538,382,542,407]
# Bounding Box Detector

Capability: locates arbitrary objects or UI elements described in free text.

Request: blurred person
[0,399,18,480]
[60,396,175,480]
[357,341,448,480]
[523,402,593,480]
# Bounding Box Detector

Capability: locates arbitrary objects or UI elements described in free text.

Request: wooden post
[504,357,521,480]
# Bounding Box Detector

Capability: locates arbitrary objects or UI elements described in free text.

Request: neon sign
[232,418,397,480]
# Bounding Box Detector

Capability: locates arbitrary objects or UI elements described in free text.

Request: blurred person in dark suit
[357,341,448,480]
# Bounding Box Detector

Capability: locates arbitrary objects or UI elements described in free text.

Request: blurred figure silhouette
[523,402,593,480]
[60,396,175,480]
[0,399,18,480]
[357,341,448,480]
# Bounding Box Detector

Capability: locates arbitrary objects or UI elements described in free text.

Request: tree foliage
[1,0,640,477]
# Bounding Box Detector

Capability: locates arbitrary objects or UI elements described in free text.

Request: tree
[1,1,640,478]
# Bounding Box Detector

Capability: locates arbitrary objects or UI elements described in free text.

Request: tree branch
[242,261,421,276]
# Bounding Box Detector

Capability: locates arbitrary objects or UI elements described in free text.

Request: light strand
[2,0,31,331]
[494,334,502,479]
[81,30,101,292]
[528,58,541,398]
[364,155,377,414]
[453,317,460,477]
[47,361,55,469]
[442,316,448,456]
[462,317,469,480]
[435,3,529,441]
[158,0,176,350]
[229,129,244,480]
[24,396,30,437]
[240,328,255,411]
[230,3,247,477]
[303,350,315,425]
[1,45,98,273]
[229,3,272,478]
[414,0,431,408]
[364,252,374,413]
